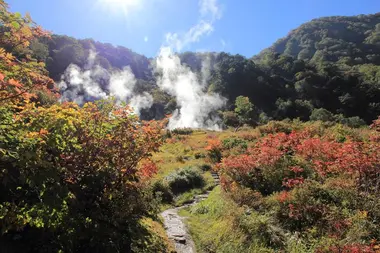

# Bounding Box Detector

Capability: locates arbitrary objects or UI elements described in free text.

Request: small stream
[161,193,210,253]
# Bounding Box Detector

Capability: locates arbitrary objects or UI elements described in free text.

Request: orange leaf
[39,129,49,135]
[8,79,22,88]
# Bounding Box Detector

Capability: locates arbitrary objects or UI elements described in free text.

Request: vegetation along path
[161,171,220,253]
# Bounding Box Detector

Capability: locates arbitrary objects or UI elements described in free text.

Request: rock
[161,192,213,253]
[174,236,187,244]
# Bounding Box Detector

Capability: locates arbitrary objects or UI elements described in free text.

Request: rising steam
[59,51,153,115]
[58,0,225,129]
[155,0,226,130]
[155,47,225,130]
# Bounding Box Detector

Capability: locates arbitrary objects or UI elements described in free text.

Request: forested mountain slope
[32,12,380,123]
[255,13,380,64]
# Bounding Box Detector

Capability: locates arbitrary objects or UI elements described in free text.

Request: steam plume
[58,51,153,115]
[155,0,226,130]
[58,0,225,129]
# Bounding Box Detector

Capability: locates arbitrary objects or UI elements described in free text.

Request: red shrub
[370,116,380,132]
[316,244,375,253]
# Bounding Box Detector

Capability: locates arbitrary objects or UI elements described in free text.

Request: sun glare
[98,0,141,14]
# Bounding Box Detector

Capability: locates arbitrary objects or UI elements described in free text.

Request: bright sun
[103,0,140,6]
[98,0,141,14]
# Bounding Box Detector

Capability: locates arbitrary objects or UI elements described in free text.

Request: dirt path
[161,194,209,253]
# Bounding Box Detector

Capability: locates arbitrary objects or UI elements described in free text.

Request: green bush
[222,111,240,127]
[165,167,205,194]
[194,152,206,159]
[171,128,193,135]
[198,163,212,171]
[152,180,173,204]
[164,130,172,139]
[258,120,294,135]
[175,155,185,163]
[310,108,335,122]
[258,112,272,125]
[222,138,248,150]
[336,115,366,128]
[207,148,222,163]
[236,213,286,248]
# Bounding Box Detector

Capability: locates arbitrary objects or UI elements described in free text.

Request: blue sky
[8,0,380,57]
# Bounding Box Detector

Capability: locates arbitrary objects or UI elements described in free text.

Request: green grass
[174,188,204,206]
[152,128,277,252]
[152,130,219,208]
[152,128,259,180]
[153,124,378,252]
[178,186,275,253]
[137,217,176,253]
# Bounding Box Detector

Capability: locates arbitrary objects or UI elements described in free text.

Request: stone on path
[161,208,196,253]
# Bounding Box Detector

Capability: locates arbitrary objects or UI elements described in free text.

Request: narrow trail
[161,172,220,253]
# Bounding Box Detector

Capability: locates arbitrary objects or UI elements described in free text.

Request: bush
[198,163,212,171]
[190,203,209,214]
[175,155,185,163]
[171,128,193,135]
[241,132,260,141]
[0,101,165,252]
[222,138,248,150]
[337,115,366,128]
[207,148,222,163]
[258,112,272,125]
[206,139,222,163]
[228,186,264,210]
[194,152,206,159]
[165,167,205,194]
[273,180,367,237]
[152,180,173,203]
[164,129,172,139]
[315,243,375,253]
[236,212,286,248]
[258,120,294,135]
[222,111,240,127]
[310,108,335,122]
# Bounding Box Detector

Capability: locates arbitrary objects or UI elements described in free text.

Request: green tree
[222,110,239,127]
[310,108,335,122]
[234,96,256,125]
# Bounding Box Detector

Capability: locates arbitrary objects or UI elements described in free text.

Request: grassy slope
[152,130,215,206]
[178,186,274,253]
[152,128,275,252]
[152,128,259,178]
[151,129,255,251]
[152,128,259,205]
[157,122,378,253]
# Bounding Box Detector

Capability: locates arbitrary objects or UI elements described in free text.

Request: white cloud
[166,20,214,51]
[200,0,222,20]
[164,0,223,52]
[220,38,226,49]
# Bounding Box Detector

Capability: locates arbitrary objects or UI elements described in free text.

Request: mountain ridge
[33,11,380,124]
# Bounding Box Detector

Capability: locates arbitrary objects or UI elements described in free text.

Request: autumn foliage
[0,1,57,107]
[214,120,380,251]
[0,2,167,252]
